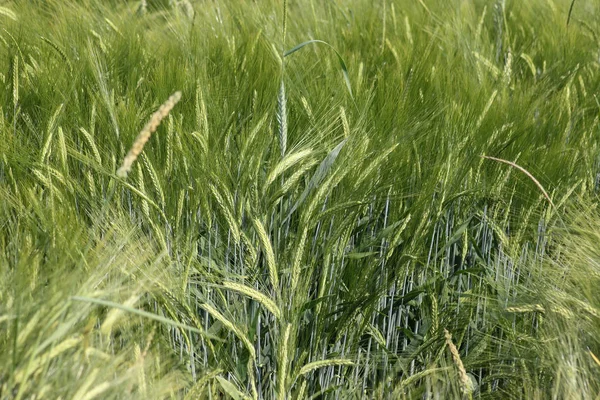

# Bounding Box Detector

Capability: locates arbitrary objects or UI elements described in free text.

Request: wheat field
[1,0,600,398]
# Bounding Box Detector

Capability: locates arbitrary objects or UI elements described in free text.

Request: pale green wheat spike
[339,106,350,138]
[13,337,82,385]
[386,39,401,66]
[247,358,258,400]
[240,231,258,267]
[520,53,537,80]
[430,293,439,335]
[79,127,102,165]
[0,6,18,21]
[277,323,292,399]
[265,148,313,191]
[385,214,411,261]
[86,170,96,199]
[134,344,147,396]
[191,131,208,154]
[208,184,241,243]
[222,281,281,320]
[564,86,572,136]
[285,138,347,221]
[178,0,195,20]
[90,30,108,54]
[175,189,185,232]
[367,324,386,347]
[461,229,469,266]
[137,166,150,219]
[141,154,165,210]
[184,369,224,400]
[503,49,513,86]
[302,166,347,225]
[297,359,354,377]
[356,62,364,92]
[16,311,42,346]
[397,368,449,391]
[8,165,18,195]
[251,218,279,291]
[297,381,308,399]
[276,160,318,198]
[166,114,174,176]
[39,103,64,164]
[404,16,413,45]
[195,84,209,136]
[40,36,73,72]
[90,99,97,136]
[473,52,501,79]
[291,227,308,292]
[354,144,398,189]
[44,167,69,191]
[476,5,487,39]
[277,80,288,158]
[239,114,269,168]
[494,0,505,62]
[31,169,64,202]
[27,54,40,74]
[476,90,498,129]
[57,127,68,172]
[251,89,258,116]
[136,0,147,16]
[12,55,18,110]
[578,75,587,98]
[148,218,168,251]
[104,18,120,35]
[300,96,314,124]
[213,177,237,217]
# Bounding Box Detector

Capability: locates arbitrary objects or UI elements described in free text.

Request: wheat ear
[117,91,182,178]
[444,329,472,397]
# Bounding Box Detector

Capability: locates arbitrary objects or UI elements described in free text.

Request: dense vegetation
[1,0,600,398]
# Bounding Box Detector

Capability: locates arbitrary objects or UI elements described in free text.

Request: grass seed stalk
[117,91,182,178]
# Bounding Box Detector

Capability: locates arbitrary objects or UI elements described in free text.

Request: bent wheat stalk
[117,91,182,178]
[481,155,555,209]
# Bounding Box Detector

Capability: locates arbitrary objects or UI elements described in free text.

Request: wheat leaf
[71,296,219,340]
[567,0,576,27]
[216,376,252,400]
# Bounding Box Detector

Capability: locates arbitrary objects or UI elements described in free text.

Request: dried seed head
[444,329,473,396]
[117,91,182,178]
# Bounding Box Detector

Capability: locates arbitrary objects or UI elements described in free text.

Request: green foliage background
[1,0,600,398]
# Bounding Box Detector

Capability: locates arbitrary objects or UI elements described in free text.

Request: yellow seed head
[117,91,182,178]
[444,329,473,396]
